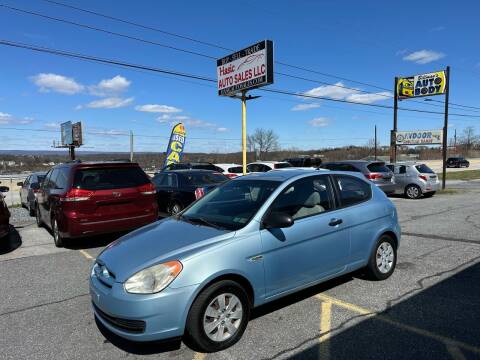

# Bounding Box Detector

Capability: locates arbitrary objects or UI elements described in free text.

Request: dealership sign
[395,130,443,145]
[217,40,273,96]
[397,71,446,99]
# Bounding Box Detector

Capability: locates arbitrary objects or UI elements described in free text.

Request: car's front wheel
[365,235,397,280]
[405,184,422,199]
[169,202,183,216]
[185,280,250,352]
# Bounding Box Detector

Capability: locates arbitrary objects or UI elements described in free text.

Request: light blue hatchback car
[90,169,401,352]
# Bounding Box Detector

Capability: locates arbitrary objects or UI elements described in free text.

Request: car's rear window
[415,164,435,174]
[192,164,218,171]
[274,162,292,169]
[183,173,229,186]
[228,166,244,174]
[73,167,150,190]
[367,163,391,173]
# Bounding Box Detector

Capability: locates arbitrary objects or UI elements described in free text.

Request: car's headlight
[124,261,183,294]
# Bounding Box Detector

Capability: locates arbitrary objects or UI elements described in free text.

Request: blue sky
[0,0,479,153]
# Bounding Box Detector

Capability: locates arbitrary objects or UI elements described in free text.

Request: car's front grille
[93,303,146,334]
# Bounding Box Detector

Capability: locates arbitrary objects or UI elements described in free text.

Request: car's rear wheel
[169,202,182,216]
[365,235,397,280]
[423,191,435,198]
[52,217,64,248]
[35,205,43,228]
[405,184,422,199]
[185,280,250,352]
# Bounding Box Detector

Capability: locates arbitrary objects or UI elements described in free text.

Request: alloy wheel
[376,242,394,274]
[203,293,243,342]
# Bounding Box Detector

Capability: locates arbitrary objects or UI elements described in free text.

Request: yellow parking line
[79,249,94,260]
[318,301,332,360]
[316,294,480,355]
[193,352,205,360]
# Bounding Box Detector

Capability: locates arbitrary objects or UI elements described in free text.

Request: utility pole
[374,125,377,160]
[130,131,134,162]
[441,66,450,190]
[241,90,247,175]
[391,77,399,163]
[454,128,457,155]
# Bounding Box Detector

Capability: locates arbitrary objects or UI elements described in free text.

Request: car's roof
[249,161,289,164]
[214,163,241,167]
[235,168,326,181]
[161,169,221,174]
[57,161,137,168]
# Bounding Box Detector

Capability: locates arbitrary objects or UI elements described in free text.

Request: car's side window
[152,174,165,187]
[334,175,371,207]
[399,166,406,174]
[269,176,333,221]
[55,168,69,190]
[247,164,258,172]
[41,171,51,189]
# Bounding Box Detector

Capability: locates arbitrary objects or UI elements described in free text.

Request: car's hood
[97,218,233,282]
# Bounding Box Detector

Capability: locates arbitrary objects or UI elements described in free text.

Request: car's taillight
[32,189,40,194]
[138,183,156,195]
[419,175,428,181]
[226,173,237,178]
[366,173,382,180]
[195,187,205,200]
[61,188,93,202]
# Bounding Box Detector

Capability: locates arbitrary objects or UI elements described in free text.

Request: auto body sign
[217,40,273,96]
[397,71,446,99]
[395,130,443,145]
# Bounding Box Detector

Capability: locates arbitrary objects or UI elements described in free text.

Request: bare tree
[459,126,479,157]
[247,128,280,159]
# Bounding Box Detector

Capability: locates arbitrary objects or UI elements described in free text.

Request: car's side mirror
[30,183,40,190]
[263,212,294,229]
[17,182,24,187]
[0,186,10,193]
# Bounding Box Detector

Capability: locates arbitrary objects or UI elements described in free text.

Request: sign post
[217,40,274,174]
[391,77,398,163]
[442,66,450,190]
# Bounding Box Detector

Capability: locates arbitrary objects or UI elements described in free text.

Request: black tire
[28,202,35,217]
[423,191,435,198]
[52,217,64,248]
[405,184,422,199]
[184,280,251,352]
[169,201,183,216]
[365,234,397,281]
[35,204,43,228]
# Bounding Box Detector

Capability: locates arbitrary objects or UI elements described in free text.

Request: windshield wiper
[180,215,225,230]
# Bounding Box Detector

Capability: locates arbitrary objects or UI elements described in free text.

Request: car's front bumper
[90,274,197,342]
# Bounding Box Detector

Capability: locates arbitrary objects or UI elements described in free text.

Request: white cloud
[156,114,171,124]
[302,82,391,104]
[185,119,215,128]
[291,103,320,111]
[84,97,134,109]
[135,104,182,113]
[0,112,34,125]
[89,75,131,96]
[43,122,60,129]
[31,73,84,94]
[174,115,189,120]
[346,91,392,104]
[403,50,445,64]
[216,127,228,132]
[430,26,445,32]
[308,117,330,127]
[89,129,129,136]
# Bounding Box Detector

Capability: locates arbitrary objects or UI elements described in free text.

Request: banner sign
[397,71,446,99]
[217,40,274,96]
[395,130,443,145]
[163,123,186,168]
[61,121,73,146]
[72,122,83,146]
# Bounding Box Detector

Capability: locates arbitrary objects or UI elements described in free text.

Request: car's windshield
[415,164,435,174]
[183,173,228,186]
[181,179,280,230]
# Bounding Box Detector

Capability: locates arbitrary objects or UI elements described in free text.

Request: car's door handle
[329,218,343,226]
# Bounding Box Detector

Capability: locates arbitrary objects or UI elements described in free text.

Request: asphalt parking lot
[1,186,479,360]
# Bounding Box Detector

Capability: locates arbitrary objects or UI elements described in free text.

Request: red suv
[0,184,10,239]
[35,161,158,247]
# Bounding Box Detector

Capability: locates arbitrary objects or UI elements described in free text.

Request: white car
[247,161,292,173]
[213,163,244,178]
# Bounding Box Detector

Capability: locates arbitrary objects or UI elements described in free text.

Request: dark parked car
[152,170,229,215]
[321,160,396,194]
[284,156,322,168]
[447,157,470,168]
[161,162,219,172]
[18,172,46,216]
[35,161,158,247]
[0,184,10,239]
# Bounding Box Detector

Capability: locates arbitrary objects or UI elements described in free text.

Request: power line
[1,39,480,119]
